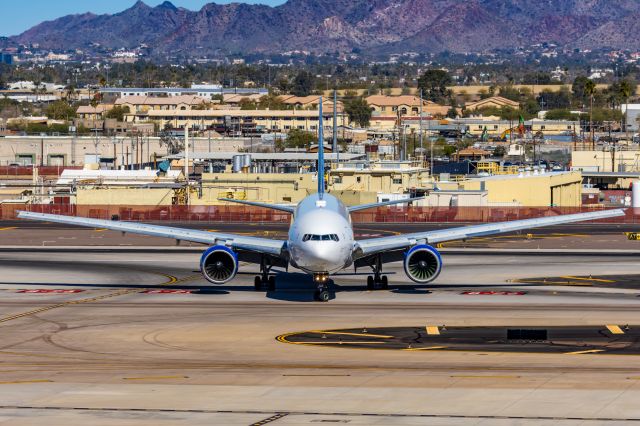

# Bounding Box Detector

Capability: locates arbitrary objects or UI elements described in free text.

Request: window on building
[284,125,291,130]
[541,125,546,130]
[392,178,402,184]
[494,125,498,129]
[356,177,362,183]
[401,107,408,115]
[392,106,398,112]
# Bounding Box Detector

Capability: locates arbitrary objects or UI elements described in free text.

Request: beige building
[438,171,582,207]
[461,117,579,136]
[572,149,640,173]
[115,95,207,113]
[464,96,520,111]
[366,95,449,117]
[197,160,429,207]
[127,109,349,134]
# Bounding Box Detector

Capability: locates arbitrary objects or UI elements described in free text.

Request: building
[100,86,268,101]
[438,171,582,207]
[280,95,344,112]
[458,117,579,136]
[366,95,449,117]
[127,109,349,135]
[114,95,207,113]
[464,96,520,112]
[621,104,640,132]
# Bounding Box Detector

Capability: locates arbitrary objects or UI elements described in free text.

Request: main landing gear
[254,258,276,291]
[366,255,388,290]
[313,273,330,302]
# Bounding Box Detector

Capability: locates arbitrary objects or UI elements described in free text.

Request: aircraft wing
[16,211,286,257]
[348,197,426,213]
[217,198,295,214]
[354,209,626,258]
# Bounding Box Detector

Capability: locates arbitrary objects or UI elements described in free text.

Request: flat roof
[581,171,640,178]
[164,152,365,161]
[468,171,576,181]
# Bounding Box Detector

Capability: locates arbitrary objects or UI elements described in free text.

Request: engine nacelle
[403,244,442,283]
[200,245,238,284]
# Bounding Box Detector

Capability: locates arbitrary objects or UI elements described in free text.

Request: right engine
[200,245,239,284]
[403,244,442,283]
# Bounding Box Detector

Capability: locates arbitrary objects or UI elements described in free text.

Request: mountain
[11,0,640,56]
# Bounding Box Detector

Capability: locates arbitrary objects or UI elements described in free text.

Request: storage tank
[232,155,243,173]
[632,181,640,208]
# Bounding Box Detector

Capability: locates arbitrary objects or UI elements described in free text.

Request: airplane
[17,99,625,302]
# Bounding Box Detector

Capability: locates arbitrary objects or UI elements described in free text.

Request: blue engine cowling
[200,245,239,284]
[403,244,442,283]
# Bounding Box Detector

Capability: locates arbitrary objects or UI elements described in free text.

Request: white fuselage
[287,193,354,274]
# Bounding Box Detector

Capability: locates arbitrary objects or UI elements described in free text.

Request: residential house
[365,95,449,117]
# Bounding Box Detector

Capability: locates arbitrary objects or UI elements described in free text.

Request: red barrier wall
[2,204,635,224]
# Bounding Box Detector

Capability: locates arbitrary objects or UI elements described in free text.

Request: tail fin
[317,97,325,197]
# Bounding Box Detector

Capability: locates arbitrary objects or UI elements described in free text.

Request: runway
[1,247,640,424]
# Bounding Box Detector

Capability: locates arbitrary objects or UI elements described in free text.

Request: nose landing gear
[313,273,330,302]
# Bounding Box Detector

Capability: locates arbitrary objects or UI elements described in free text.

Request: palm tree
[584,79,596,149]
[619,80,633,142]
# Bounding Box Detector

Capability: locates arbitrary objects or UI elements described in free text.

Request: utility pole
[333,90,338,163]
[419,89,423,158]
[185,124,190,206]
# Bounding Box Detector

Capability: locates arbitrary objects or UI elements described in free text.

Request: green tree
[238,98,257,110]
[45,100,76,120]
[104,106,130,121]
[544,109,578,120]
[286,128,317,149]
[291,71,316,96]
[417,69,452,103]
[344,97,372,128]
[572,76,592,106]
[493,146,506,157]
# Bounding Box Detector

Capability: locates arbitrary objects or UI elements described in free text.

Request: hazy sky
[1,0,286,37]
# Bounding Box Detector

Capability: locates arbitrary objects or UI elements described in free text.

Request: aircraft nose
[300,243,343,270]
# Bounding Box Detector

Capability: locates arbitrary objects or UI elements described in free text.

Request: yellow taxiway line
[404,346,447,351]
[565,349,605,355]
[310,330,392,339]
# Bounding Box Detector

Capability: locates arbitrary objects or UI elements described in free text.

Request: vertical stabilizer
[317,97,325,197]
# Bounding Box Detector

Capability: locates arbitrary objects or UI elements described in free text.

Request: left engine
[403,244,442,283]
[200,246,238,284]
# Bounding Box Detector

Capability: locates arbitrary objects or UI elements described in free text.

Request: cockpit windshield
[303,234,339,242]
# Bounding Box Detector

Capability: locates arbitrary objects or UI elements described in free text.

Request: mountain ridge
[10,0,640,56]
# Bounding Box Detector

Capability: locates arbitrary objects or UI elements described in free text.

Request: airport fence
[1,204,637,224]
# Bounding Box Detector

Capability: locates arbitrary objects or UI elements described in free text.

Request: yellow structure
[196,161,429,206]
[572,149,640,173]
[476,162,519,175]
[75,187,174,205]
[437,171,582,207]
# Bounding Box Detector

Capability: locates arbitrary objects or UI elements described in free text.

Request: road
[0,248,639,424]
